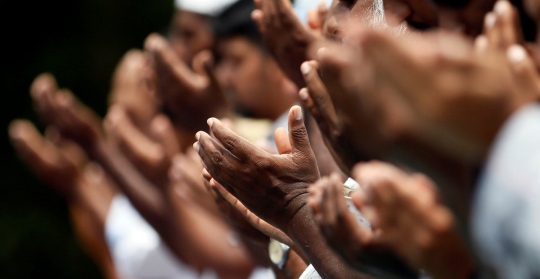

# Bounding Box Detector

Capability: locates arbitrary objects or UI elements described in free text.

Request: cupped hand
[353,162,475,279]
[145,33,229,132]
[251,0,320,88]
[195,105,320,232]
[30,74,104,151]
[9,120,86,198]
[309,173,418,279]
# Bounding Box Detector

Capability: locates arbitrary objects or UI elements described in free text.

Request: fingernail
[317,47,328,59]
[475,36,488,53]
[301,62,311,75]
[193,142,200,152]
[508,44,526,63]
[207,118,214,128]
[195,132,201,140]
[494,0,510,16]
[299,88,309,100]
[485,12,496,29]
[292,106,303,121]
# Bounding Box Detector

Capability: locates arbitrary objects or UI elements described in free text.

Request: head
[326,0,388,41]
[215,37,297,120]
[108,50,158,133]
[169,10,215,64]
[212,0,297,120]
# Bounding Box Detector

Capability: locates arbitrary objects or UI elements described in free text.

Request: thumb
[287,105,313,155]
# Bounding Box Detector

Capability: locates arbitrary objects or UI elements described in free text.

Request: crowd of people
[8,0,540,278]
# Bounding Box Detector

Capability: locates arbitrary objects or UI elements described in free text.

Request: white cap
[175,0,239,16]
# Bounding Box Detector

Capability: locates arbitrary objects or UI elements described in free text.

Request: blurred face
[215,37,284,119]
[169,10,214,64]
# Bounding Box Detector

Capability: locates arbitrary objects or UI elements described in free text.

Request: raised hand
[251,0,320,88]
[195,105,319,231]
[308,173,418,279]
[353,162,476,279]
[9,120,86,198]
[145,33,229,132]
[299,59,379,174]
[104,106,178,187]
[30,74,104,151]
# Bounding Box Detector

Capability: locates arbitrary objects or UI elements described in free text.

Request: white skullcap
[174,0,239,16]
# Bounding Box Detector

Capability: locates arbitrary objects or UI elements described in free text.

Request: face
[215,37,287,119]
[169,10,214,64]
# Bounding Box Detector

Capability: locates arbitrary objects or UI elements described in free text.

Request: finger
[254,0,262,10]
[493,0,522,48]
[507,44,540,95]
[251,10,265,33]
[320,178,336,224]
[301,61,338,129]
[307,8,322,30]
[207,118,265,162]
[150,114,180,158]
[274,127,292,154]
[9,120,60,175]
[30,73,59,123]
[287,106,315,157]
[195,132,246,190]
[484,12,500,49]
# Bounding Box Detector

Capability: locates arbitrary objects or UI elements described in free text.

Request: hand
[195,105,320,232]
[251,0,319,87]
[353,162,475,279]
[169,150,220,215]
[299,59,380,174]
[475,0,540,98]
[9,120,86,198]
[208,175,295,248]
[30,73,104,151]
[104,106,178,187]
[308,173,418,279]
[144,33,228,132]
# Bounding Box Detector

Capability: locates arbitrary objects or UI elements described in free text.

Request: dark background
[0,0,173,277]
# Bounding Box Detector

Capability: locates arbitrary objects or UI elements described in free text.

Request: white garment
[472,103,540,279]
[174,0,237,16]
[105,195,275,279]
[293,0,333,24]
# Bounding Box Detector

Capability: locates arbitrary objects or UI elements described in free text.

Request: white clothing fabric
[472,103,540,279]
[175,0,238,16]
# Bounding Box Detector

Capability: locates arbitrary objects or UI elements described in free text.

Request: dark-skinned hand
[251,0,320,88]
[194,105,320,233]
[144,33,229,132]
[308,173,418,279]
[353,162,476,279]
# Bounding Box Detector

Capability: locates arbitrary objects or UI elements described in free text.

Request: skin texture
[352,162,476,279]
[28,73,256,279]
[195,106,370,279]
[8,117,119,279]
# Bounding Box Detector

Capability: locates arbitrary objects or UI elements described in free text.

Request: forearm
[287,204,368,279]
[91,141,254,274]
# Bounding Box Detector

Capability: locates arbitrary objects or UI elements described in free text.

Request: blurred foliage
[0,0,173,278]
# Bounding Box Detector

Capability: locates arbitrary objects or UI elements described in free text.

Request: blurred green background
[0,0,173,277]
